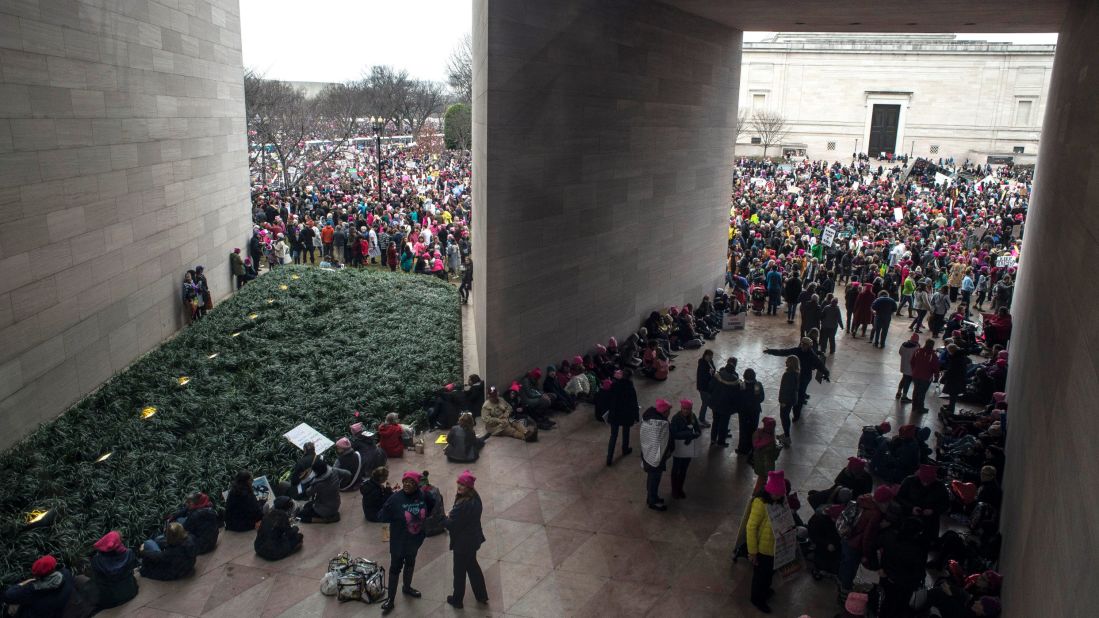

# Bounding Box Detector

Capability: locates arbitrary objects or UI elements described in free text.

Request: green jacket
[901,276,916,295]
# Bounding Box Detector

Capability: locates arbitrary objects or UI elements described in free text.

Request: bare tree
[399,80,446,138]
[363,65,413,122]
[446,34,473,104]
[749,109,790,158]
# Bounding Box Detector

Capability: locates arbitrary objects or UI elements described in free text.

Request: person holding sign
[746,470,793,614]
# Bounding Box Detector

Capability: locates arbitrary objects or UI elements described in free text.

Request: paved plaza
[99,307,950,617]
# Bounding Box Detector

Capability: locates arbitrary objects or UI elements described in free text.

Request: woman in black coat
[139,523,197,581]
[783,273,803,323]
[941,344,971,414]
[361,467,395,522]
[695,351,715,428]
[254,496,303,561]
[605,372,639,466]
[89,531,138,609]
[224,471,264,532]
[443,472,488,609]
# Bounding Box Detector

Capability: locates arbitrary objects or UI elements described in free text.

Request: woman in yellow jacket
[746,469,790,614]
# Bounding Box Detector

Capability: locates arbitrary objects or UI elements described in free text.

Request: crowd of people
[9,153,1024,616]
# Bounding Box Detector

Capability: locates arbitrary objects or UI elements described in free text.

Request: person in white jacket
[896,333,920,403]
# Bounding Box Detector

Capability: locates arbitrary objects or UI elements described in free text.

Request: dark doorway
[868,104,900,156]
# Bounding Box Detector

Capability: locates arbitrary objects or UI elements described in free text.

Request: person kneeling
[297,460,349,523]
[254,496,303,561]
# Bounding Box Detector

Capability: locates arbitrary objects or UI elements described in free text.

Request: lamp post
[372,116,384,205]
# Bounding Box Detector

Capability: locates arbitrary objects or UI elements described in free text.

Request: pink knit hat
[336,437,351,449]
[654,399,672,414]
[350,422,364,434]
[402,471,423,483]
[678,399,693,410]
[457,470,476,488]
[845,591,868,615]
[764,470,785,497]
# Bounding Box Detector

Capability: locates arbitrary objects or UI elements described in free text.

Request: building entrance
[868,104,900,155]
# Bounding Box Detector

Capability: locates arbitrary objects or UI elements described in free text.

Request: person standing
[695,350,716,428]
[746,470,790,613]
[870,291,899,349]
[910,281,931,333]
[777,356,800,446]
[763,338,829,421]
[929,285,951,338]
[783,272,803,324]
[444,471,488,609]
[707,357,740,447]
[377,471,436,613]
[844,279,861,333]
[640,398,674,511]
[605,370,639,466]
[669,399,702,499]
[819,296,842,355]
[735,369,765,456]
[896,333,919,403]
[230,248,246,289]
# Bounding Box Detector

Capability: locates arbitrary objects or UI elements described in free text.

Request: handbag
[673,436,702,458]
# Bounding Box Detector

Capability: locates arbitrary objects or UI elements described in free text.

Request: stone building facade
[738,33,1055,163]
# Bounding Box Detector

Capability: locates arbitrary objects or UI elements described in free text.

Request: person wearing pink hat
[838,484,895,595]
[89,531,138,609]
[669,399,702,499]
[640,398,675,511]
[443,471,488,609]
[750,417,781,478]
[746,470,790,613]
[605,368,639,466]
[897,463,950,539]
[377,471,437,612]
[333,436,366,491]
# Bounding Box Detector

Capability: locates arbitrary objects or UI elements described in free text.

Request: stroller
[749,282,768,315]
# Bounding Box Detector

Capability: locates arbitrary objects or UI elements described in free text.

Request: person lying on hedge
[2,555,76,616]
[139,522,197,581]
[254,496,304,561]
[377,413,406,458]
[333,437,366,491]
[445,413,486,463]
[349,423,388,474]
[480,386,535,440]
[297,459,349,523]
[361,466,396,522]
[225,470,264,532]
[88,530,138,610]
[166,491,220,554]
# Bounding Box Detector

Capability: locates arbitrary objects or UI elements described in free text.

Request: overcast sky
[240,0,1056,83]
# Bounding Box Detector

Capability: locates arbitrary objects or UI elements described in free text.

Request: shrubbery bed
[0,266,460,583]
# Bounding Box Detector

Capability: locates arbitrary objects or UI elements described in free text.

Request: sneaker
[647,502,668,511]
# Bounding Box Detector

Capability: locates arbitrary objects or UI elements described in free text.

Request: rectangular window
[751,137,762,144]
[1015,100,1033,126]
[929,145,940,154]
[752,93,766,110]
[1013,146,1025,154]
[826,141,836,151]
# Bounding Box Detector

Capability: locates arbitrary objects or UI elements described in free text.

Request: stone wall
[0,0,250,449]
[999,0,1099,614]
[472,0,742,388]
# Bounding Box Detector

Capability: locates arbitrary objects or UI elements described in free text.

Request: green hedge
[0,266,460,583]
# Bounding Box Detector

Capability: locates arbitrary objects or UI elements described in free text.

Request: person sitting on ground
[254,496,303,561]
[281,441,318,499]
[480,386,533,440]
[542,365,576,411]
[167,491,220,554]
[643,348,672,380]
[2,555,75,616]
[617,333,643,368]
[361,466,395,522]
[427,383,463,430]
[333,437,366,491]
[349,422,388,473]
[463,374,485,415]
[224,470,264,532]
[519,368,556,421]
[377,413,406,458]
[297,459,349,523]
[89,531,138,610]
[445,412,486,463]
[139,522,197,581]
[871,424,922,484]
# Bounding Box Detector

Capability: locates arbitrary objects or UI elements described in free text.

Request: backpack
[835,500,862,539]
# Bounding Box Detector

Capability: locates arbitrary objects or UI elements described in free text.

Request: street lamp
[371,116,384,205]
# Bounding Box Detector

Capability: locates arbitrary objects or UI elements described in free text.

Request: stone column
[999,0,1099,613]
[472,0,742,387]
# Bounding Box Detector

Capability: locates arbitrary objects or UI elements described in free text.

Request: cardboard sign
[767,502,800,570]
[284,422,334,455]
[821,226,837,248]
[893,207,904,222]
[996,255,1016,267]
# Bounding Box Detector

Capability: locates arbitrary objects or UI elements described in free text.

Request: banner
[284,422,335,455]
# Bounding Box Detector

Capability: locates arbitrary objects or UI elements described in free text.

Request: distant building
[283,80,338,98]
[738,33,1055,164]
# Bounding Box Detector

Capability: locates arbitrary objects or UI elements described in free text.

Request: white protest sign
[768,502,800,570]
[893,207,904,222]
[935,172,952,186]
[996,255,1016,267]
[821,225,837,247]
[284,422,335,455]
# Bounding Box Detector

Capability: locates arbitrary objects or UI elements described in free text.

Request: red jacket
[909,348,941,381]
[376,423,405,458]
[847,494,884,554]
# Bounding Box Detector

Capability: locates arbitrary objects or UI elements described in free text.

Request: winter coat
[846,494,885,554]
[230,252,245,276]
[360,479,394,522]
[914,289,931,311]
[872,296,898,320]
[878,526,930,587]
[254,508,302,561]
[90,550,138,609]
[783,277,803,304]
[853,286,875,326]
[746,497,779,556]
[669,412,701,457]
[179,506,219,554]
[800,299,821,331]
[376,422,405,457]
[378,488,436,556]
[897,476,951,519]
[607,378,639,426]
[833,467,873,499]
[898,341,919,376]
[334,448,366,491]
[707,367,742,413]
[696,357,715,392]
[352,439,388,478]
[942,352,971,395]
[820,303,842,332]
[302,466,350,519]
[444,493,486,554]
[444,425,481,462]
[909,348,941,381]
[737,380,765,417]
[764,345,827,381]
[778,370,800,406]
[752,438,780,476]
[2,568,75,617]
[140,537,197,581]
[224,488,264,532]
[640,408,674,472]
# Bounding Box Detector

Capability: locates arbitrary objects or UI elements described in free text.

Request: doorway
[868,104,900,156]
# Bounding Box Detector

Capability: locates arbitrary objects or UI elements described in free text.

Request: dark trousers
[897,375,913,397]
[912,378,932,412]
[737,411,760,453]
[387,549,419,601]
[930,312,946,336]
[607,423,630,463]
[845,307,855,331]
[786,301,798,321]
[881,577,918,618]
[797,374,813,406]
[711,410,732,444]
[451,549,487,604]
[697,390,710,423]
[670,457,691,497]
[910,309,927,332]
[820,328,837,354]
[779,404,793,436]
[838,543,861,590]
[459,281,471,303]
[767,292,781,315]
[750,554,775,605]
[871,317,891,346]
[646,468,664,505]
